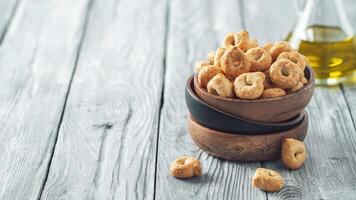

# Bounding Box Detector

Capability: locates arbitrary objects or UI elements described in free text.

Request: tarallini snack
[195,30,309,99]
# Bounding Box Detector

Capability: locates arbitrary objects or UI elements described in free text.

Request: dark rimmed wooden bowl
[194,66,315,123]
[187,112,308,161]
[185,75,305,135]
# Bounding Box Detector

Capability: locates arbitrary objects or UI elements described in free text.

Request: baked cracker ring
[289,77,308,93]
[261,87,286,99]
[234,30,251,52]
[194,60,210,73]
[263,69,274,89]
[213,47,226,68]
[221,46,251,79]
[246,38,259,51]
[222,32,236,49]
[269,59,303,90]
[197,65,222,88]
[207,51,215,64]
[263,42,274,53]
[207,73,234,98]
[234,72,265,100]
[246,47,272,72]
[277,51,306,71]
[271,41,292,61]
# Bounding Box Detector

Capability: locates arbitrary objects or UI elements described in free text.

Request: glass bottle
[287,0,356,85]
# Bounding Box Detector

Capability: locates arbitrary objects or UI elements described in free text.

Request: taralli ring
[197,65,222,88]
[170,156,202,179]
[221,46,251,79]
[207,51,215,64]
[289,77,308,93]
[263,42,274,53]
[222,32,237,49]
[270,41,292,61]
[261,87,286,99]
[252,168,284,192]
[233,31,256,52]
[207,73,234,98]
[277,51,306,71]
[269,59,303,90]
[263,69,274,89]
[246,47,272,72]
[194,60,210,73]
[234,72,265,99]
[281,138,307,170]
[213,47,226,68]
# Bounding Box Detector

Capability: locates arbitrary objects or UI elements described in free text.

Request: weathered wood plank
[39,0,168,199]
[0,0,91,199]
[243,0,356,199]
[155,0,265,199]
[0,0,19,42]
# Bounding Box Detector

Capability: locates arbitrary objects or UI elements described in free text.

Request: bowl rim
[194,66,315,103]
[186,75,305,127]
[188,112,308,137]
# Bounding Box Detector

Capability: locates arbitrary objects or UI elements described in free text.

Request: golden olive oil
[286,25,356,85]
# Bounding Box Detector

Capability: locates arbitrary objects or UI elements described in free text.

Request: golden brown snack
[269,59,303,90]
[213,47,226,68]
[207,73,234,98]
[261,87,286,99]
[281,138,307,170]
[252,168,284,192]
[222,32,236,48]
[194,60,210,73]
[222,31,254,52]
[234,72,265,99]
[277,51,306,71]
[198,65,222,88]
[246,47,272,72]
[263,70,274,89]
[234,30,251,52]
[270,41,292,61]
[288,77,308,93]
[263,42,274,53]
[170,156,202,179]
[207,51,215,64]
[221,47,251,79]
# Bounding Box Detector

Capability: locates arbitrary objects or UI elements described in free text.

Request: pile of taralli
[195,30,309,100]
[170,138,307,193]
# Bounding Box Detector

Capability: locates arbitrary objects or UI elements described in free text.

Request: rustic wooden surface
[0,0,355,199]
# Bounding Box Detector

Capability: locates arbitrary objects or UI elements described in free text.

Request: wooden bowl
[185,75,305,135]
[194,66,315,123]
[187,111,308,161]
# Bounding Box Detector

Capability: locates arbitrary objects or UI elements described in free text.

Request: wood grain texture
[155,0,265,199]
[39,0,168,199]
[188,113,308,161]
[243,0,356,199]
[0,0,91,199]
[0,0,19,42]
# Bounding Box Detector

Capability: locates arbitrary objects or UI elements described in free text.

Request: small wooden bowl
[187,111,308,161]
[194,66,315,123]
[185,75,304,135]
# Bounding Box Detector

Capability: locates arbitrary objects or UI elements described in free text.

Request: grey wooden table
[1,0,356,199]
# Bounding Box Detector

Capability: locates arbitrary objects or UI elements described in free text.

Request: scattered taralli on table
[281,138,307,170]
[195,30,309,100]
[250,138,307,192]
[252,168,284,192]
[169,156,202,179]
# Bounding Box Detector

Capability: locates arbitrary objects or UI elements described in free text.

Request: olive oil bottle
[288,0,356,85]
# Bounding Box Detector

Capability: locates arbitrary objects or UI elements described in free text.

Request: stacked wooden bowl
[185,67,315,161]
